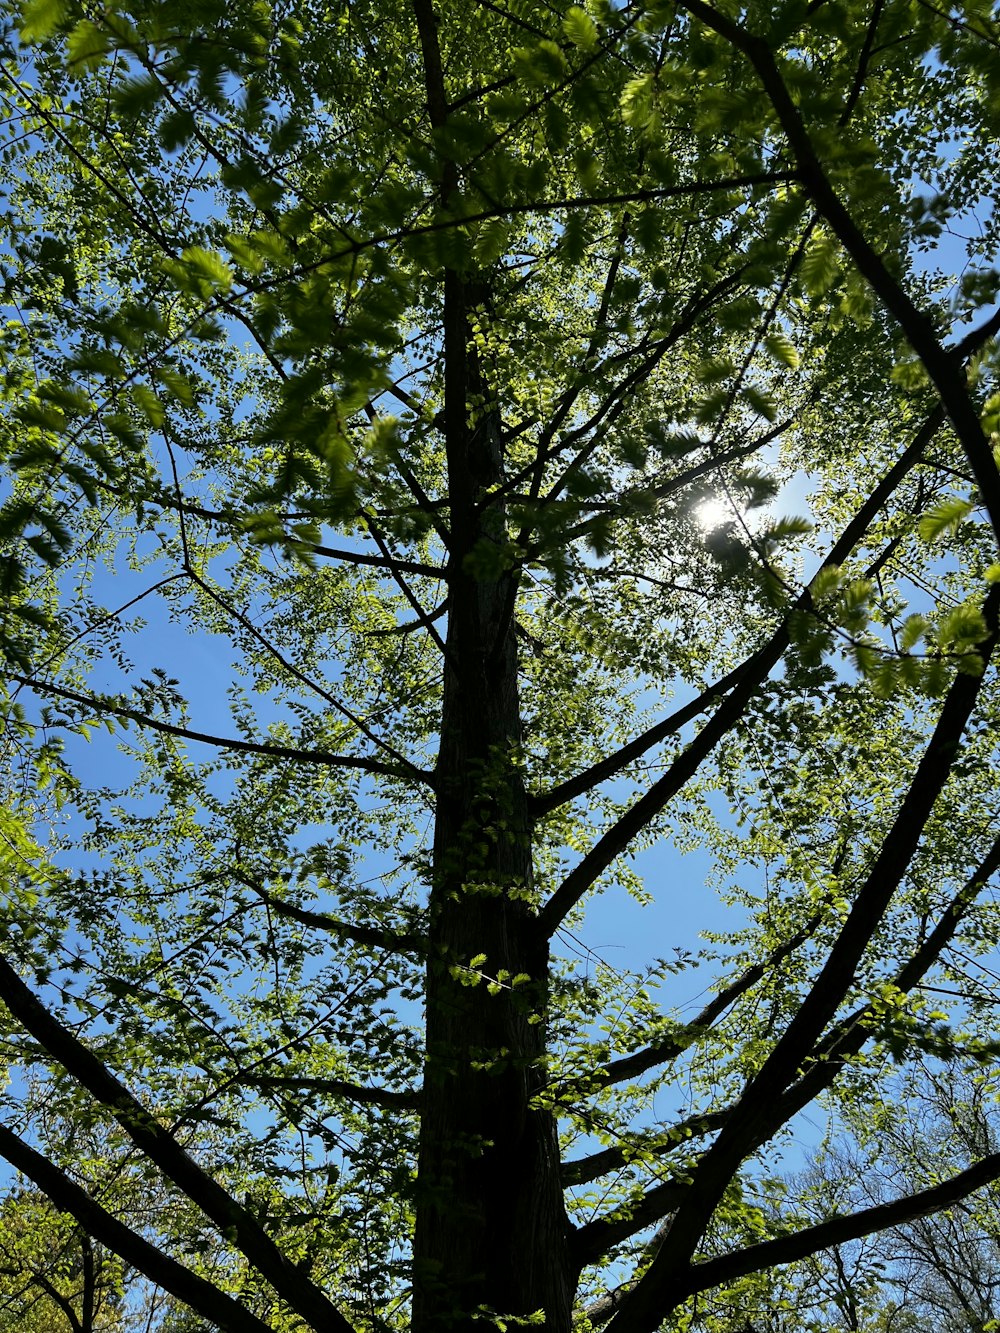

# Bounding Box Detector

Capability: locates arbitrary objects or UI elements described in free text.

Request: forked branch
[601,586,1000,1333]
[9,672,434,787]
[531,403,944,832]
[0,1125,274,1333]
[682,1150,1000,1299]
[0,953,356,1333]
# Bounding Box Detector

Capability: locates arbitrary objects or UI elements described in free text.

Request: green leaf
[19,0,67,42]
[473,218,511,267]
[742,385,777,421]
[163,246,234,297]
[763,330,800,370]
[839,579,873,634]
[114,76,164,118]
[917,495,973,543]
[809,564,842,600]
[154,366,198,407]
[563,5,598,48]
[66,18,110,69]
[621,74,656,128]
[938,602,988,648]
[13,603,51,628]
[800,236,839,296]
[131,385,165,428]
[870,659,899,700]
[891,358,930,392]
[900,613,929,651]
[159,108,198,152]
[762,514,813,543]
[573,146,601,192]
[514,41,568,87]
[633,207,661,253]
[695,356,735,386]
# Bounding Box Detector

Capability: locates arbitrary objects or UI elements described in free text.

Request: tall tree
[3,0,1000,1330]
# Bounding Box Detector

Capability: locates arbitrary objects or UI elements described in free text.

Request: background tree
[3,0,1000,1330]
[0,1190,120,1332]
[782,1067,1000,1333]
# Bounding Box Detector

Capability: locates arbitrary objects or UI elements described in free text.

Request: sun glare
[694,497,734,532]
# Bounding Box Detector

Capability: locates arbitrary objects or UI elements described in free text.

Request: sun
[693,496,734,532]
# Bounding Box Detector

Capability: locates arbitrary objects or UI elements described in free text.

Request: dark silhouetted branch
[562,1110,728,1190]
[0,953,356,1333]
[601,584,1000,1333]
[683,1151,1000,1298]
[0,1124,275,1333]
[239,1074,420,1110]
[535,404,944,935]
[9,673,433,788]
[556,914,822,1114]
[235,875,426,956]
[572,1175,691,1269]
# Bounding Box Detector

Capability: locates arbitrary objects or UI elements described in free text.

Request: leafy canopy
[2,0,1000,1330]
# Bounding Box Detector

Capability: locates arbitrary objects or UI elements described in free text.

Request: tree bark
[412,271,572,1333]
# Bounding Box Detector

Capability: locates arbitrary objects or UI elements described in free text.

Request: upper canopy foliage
[2,0,1000,1329]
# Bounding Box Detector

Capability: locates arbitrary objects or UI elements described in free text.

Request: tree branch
[8,673,433,787]
[79,1231,95,1333]
[527,414,785,562]
[532,652,758,819]
[564,1105,728,1192]
[522,269,750,519]
[234,875,426,956]
[310,543,445,578]
[680,0,1000,547]
[103,483,446,577]
[682,1151,1000,1299]
[238,1074,421,1110]
[579,1220,674,1328]
[0,1124,274,1333]
[0,953,356,1333]
[573,830,1000,1276]
[554,914,821,1154]
[602,585,1000,1333]
[571,1174,690,1270]
[227,172,800,305]
[357,482,449,659]
[761,828,1000,1138]
[497,265,748,509]
[534,403,943,935]
[600,915,822,1089]
[184,568,431,786]
[366,599,449,639]
[840,0,886,123]
[32,1268,84,1333]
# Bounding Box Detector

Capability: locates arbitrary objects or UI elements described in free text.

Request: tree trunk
[412,273,572,1333]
